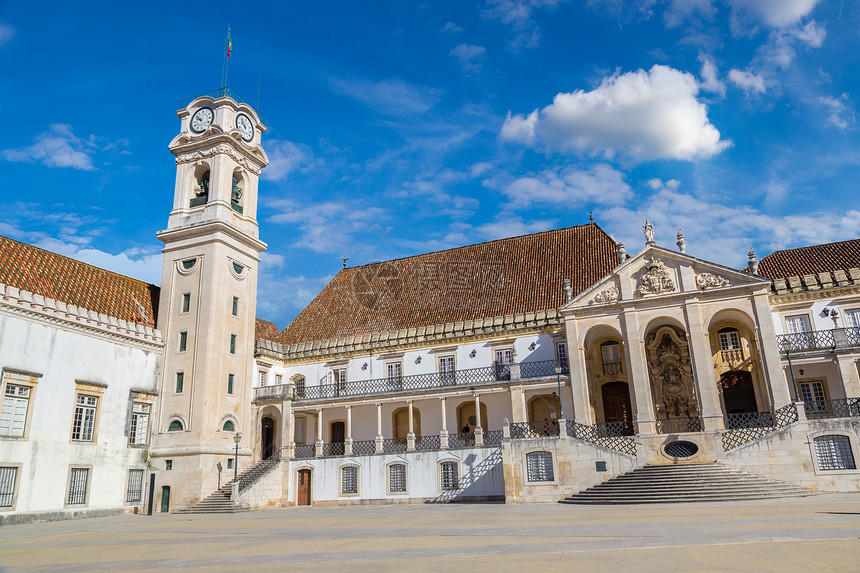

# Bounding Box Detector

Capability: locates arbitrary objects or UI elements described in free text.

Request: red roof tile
[255,318,281,342]
[0,235,159,326]
[757,238,860,280]
[279,223,618,345]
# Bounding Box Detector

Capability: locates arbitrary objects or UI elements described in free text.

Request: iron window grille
[126,469,144,503]
[128,403,150,445]
[440,461,459,491]
[67,468,89,505]
[341,466,358,494]
[814,435,856,471]
[71,395,98,441]
[0,466,16,507]
[1,384,30,437]
[526,451,554,482]
[389,464,407,493]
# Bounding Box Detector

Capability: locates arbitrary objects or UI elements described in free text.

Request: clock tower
[150,93,268,510]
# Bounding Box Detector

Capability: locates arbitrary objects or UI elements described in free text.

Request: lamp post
[780,340,799,402]
[232,433,241,481]
[554,364,564,419]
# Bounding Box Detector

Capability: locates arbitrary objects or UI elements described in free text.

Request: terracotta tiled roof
[279,223,618,345]
[255,318,281,342]
[0,235,159,327]
[757,239,860,280]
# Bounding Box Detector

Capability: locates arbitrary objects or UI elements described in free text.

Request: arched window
[168,420,183,432]
[718,327,741,350]
[293,376,306,398]
[526,451,554,482]
[814,435,856,470]
[230,171,244,213]
[191,166,209,207]
[222,420,235,432]
[388,463,407,493]
[600,341,622,375]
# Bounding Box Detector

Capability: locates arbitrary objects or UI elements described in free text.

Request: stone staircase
[561,463,812,505]
[175,455,282,514]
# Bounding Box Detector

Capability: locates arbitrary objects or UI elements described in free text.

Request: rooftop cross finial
[342,256,349,269]
[643,219,655,246]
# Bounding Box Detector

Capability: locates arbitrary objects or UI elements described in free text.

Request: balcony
[254,359,569,404]
[776,327,860,353]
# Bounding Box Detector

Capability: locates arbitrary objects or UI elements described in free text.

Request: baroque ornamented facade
[1,94,859,522]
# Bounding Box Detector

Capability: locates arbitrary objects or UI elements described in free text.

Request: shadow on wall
[428,448,503,503]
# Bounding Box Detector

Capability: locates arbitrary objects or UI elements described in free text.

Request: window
[526,451,555,482]
[165,460,172,470]
[846,309,860,328]
[389,463,407,493]
[440,461,459,491]
[718,328,740,350]
[223,420,235,432]
[386,362,402,388]
[494,348,513,380]
[556,342,568,367]
[439,355,456,385]
[128,403,150,445]
[0,466,17,508]
[179,331,187,352]
[227,459,233,469]
[67,467,89,505]
[175,372,184,393]
[232,296,239,316]
[785,315,812,334]
[181,293,190,313]
[601,341,622,375]
[230,334,236,354]
[71,395,98,441]
[228,374,234,395]
[341,466,358,495]
[294,376,306,398]
[259,371,267,387]
[800,381,827,412]
[168,420,183,432]
[126,469,144,503]
[333,368,347,395]
[294,416,306,444]
[1,384,30,437]
[181,259,196,270]
[814,435,856,471]
[275,374,282,385]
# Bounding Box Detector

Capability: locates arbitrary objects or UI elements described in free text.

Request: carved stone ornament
[175,144,262,175]
[645,326,699,419]
[591,285,619,304]
[637,257,676,296]
[696,272,729,289]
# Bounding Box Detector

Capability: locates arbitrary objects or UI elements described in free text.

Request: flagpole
[224,25,231,94]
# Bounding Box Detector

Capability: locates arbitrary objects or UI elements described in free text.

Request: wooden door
[297,469,312,506]
[601,382,633,434]
[160,486,170,513]
[261,417,275,460]
[331,421,345,455]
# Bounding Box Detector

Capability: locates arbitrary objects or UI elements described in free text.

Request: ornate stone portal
[645,326,699,419]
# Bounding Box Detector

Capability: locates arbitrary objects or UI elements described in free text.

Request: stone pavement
[1,494,859,572]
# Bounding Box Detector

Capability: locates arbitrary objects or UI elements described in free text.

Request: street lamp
[780,340,799,402]
[232,433,242,481]
[554,364,564,419]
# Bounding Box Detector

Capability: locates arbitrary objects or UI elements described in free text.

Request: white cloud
[262,140,312,181]
[0,22,14,46]
[475,215,557,241]
[442,22,463,34]
[728,0,821,29]
[728,69,766,93]
[501,164,633,208]
[332,78,444,117]
[664,0,715,28]
[482,0,562,50]
[450,44,487,73]
[698,54,725,96]
[2,124,95,170]
[818,94,855,130]
[500,65,730,162]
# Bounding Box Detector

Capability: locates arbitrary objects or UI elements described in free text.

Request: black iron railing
[776,328,860,353]
[293,444,314,459]
[483,429,503,446]
[321,442,345,457]
[237,451,281,494]
[655,416,703,434]
[804,398,860,419]
[382,438,407,454]
[448,432,475,448]
[721,404,799,450]
[594,421,635,437]
[510,420,562,438]
[565,420,637,456]
[351,439,377,455]
[415,435,441,451]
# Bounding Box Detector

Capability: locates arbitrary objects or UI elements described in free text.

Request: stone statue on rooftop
[643,219,655,246]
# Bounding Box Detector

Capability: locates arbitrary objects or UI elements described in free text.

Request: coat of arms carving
[637,257,675,295]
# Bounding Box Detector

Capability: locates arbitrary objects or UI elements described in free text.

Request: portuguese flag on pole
[227,28,232,59]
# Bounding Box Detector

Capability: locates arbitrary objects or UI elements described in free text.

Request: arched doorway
[392,407,421,441]
[527,394,561,435]
[297,469,312,505]
[601,381,634,435]
[261,417,275,460]
[721,371,758,414]
[456,401,489,433]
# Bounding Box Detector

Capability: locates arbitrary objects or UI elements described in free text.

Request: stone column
[375,403,383,451]
[440,397,449,448]
[510,386,526,422]
[344,405,353,456]
[474,393,484,446]
[836,356,860,398]
[283,386,295,459]
[751,291,792,407]
[314,409,324,457]
[683,300,724,431]
[621,309,656,434]
[564,318,591,423]
[406,400,416,451]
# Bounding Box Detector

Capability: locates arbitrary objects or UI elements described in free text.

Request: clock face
[236,113,254,142]
[190,107,214,133]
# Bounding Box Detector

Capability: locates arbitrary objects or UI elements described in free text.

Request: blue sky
[1,1,858,328]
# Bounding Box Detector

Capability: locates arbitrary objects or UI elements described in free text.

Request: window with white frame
[333,368,347,395]
[601,341,622,375]
[718,328,741,350]
[0,466,17,508]
[785,315,811,333]
[275,374,282,385]
[386,362,402,388]
[814,435,856,471]
[439,355,455,385]
[494,348,513,380]
[126,469,144,503]
[341,466,358,495]
[846,309,860,328]
[1,384,31,438]
[556,342,568,366]
[67,467,89,505]
[294,416,306,444]
[799,381,827,411]
[128,403,150,446]
[526,451,554,482]
[294,376,306,398]
[389,463,407,493]
[71,395,98,441]
[440,461,459,491]
[259,371,267,387]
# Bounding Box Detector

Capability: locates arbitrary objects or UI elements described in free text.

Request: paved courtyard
[1,494,859,572]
